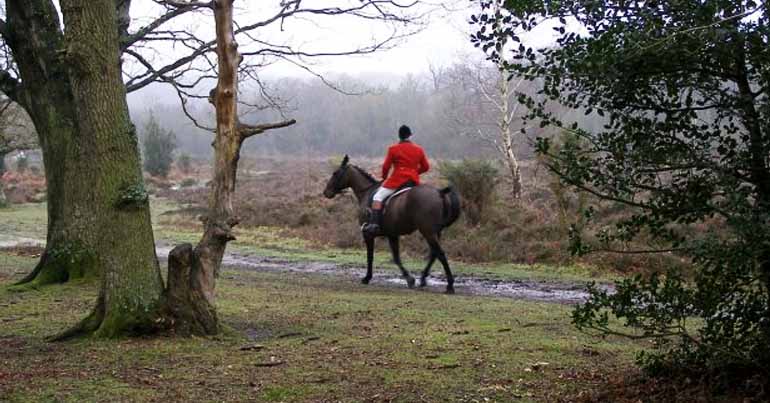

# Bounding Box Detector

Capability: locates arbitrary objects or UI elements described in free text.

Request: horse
[323,155,461,293]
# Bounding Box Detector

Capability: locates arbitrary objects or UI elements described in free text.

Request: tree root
[49,294,106,342]
[14,246,98,287]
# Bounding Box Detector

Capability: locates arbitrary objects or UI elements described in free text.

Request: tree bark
[497,69,522,200]
[0,152,5,207]
[6,0,103,285]
[48,0,166,337]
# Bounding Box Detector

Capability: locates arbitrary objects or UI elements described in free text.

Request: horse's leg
[427,238,454,294]
[420,242,437,288]
[362,235,374,284]
[388,236,415,288]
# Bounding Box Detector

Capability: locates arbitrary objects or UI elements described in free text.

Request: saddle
[368,181,416,211]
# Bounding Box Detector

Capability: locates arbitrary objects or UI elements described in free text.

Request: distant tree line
[132,67,599,162]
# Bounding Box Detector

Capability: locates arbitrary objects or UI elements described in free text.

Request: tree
[0,96,35,206]
[0,0,421,337]
[474,0,770,377]
[142,114,176,178]
[444,57,529,199]
[164,0,296,334]
[1,0,423,286]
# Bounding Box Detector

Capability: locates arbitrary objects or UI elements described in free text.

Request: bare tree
[0,96,35,206]
[166,0,297,332]
[0,96,35,174]
[444,56,531,199]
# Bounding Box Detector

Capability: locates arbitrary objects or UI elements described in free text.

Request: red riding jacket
[381,140,430,189]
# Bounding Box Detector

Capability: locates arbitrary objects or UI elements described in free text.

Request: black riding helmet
[398,125,412,140]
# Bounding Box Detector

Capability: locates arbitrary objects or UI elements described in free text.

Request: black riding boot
[363,208,383,235]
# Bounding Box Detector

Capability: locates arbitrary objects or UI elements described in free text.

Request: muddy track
[1,235,607,304]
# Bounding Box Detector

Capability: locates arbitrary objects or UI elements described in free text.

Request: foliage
[177,153,193,174]
[439,159,498,225]
[474,0,770,377]
[538,131,589,238]
[116,182,149,210]
[142,113,176,178]
[180,178,197,188]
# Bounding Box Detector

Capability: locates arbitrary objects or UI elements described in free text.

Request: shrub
[142,113,176,178]
[177,153,193,174]
[439,159,498,225]
[180,178,197,188]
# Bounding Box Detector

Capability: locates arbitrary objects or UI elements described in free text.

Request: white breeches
[373,186,396,202]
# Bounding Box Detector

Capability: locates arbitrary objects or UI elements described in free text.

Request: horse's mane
[350,165,379,185]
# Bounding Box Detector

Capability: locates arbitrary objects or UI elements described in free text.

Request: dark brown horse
[323,155,461,293]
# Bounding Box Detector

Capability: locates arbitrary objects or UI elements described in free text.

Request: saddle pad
[384,187,412,207]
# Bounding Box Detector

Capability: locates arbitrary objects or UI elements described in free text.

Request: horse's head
[323,154,351,198]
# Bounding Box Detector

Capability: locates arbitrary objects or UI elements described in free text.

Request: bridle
[329,164,350,195]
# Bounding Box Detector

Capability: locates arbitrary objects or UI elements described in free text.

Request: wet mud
[1,236,608,304]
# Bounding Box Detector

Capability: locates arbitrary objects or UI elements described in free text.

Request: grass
[0,252,642,402]
[0,193,645,401]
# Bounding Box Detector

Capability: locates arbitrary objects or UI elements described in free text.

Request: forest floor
[0,199,657,403]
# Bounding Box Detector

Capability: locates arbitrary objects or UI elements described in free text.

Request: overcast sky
[125,0,488,79]
[122,0,563,110]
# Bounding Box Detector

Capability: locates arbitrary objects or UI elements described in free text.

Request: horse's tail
[439,186,461,230]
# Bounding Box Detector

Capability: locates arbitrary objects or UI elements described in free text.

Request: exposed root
[49,293,106,342]
[14,246,98,287]
[14,251,50,286]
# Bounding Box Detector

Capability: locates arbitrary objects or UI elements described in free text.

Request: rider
[362,125,430,235]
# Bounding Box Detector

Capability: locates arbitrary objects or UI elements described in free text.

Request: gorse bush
[142,113,176,178]
[439,159,498,225]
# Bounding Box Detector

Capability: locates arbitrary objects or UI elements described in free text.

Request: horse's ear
[341,154,349,167]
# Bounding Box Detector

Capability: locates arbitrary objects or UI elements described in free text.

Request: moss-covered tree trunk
[6,0,102,285]
[47,0,167,337]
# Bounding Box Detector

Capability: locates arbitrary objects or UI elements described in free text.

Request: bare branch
[121,1,211,50]
[238,119,296,139]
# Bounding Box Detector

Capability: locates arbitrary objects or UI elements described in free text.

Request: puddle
[4,238,609,304]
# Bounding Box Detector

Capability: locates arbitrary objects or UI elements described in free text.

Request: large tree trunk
[6,0,102,285]
[49,0,166,337]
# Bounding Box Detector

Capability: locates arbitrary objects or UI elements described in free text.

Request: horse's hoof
[361,277,371,285]
[445,287,455,295]
[406,276,416,289]
[419,278,428,288]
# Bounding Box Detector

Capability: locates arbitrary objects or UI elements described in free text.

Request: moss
[94,299,163,339]
[115,182,149,210]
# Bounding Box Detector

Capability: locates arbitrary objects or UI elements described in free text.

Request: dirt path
[1,235,607,304]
